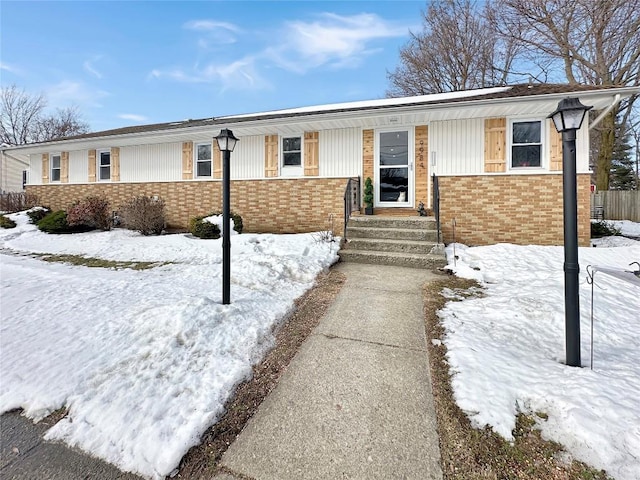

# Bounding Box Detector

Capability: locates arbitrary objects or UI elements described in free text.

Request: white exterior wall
[577,122,589,172]
[28,154,42,185]
[430,119,484,175]
[231,135,263,180]
[1,153,28,192]
[120,143,182,182]
[318,128,361,177]
[69,150,88,183]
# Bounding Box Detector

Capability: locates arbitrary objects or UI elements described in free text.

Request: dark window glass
[379,167,409,202]
[100,152,110,166]
[513,122,541,144]
[512,145,541,167]
[282,137,302,166]
[197,161,211,177]
[379,131,408,166]
[197,144,211,161]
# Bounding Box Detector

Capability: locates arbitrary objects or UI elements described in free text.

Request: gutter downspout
[589,94,621,130]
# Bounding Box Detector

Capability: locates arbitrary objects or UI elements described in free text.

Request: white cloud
[184,19,240,48]
[118,113,148,122]
[268,13,409,72]
[150,12,409,92]
[149,56,270,92]
[184,20,239,32]
[83,57,103,79]
[46,81,110,109]
[0,61,23,75]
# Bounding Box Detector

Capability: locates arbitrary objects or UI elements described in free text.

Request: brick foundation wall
[438,174,591,246]
[27,178,349,233]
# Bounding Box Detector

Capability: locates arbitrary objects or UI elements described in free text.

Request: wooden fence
[591,191,640,222]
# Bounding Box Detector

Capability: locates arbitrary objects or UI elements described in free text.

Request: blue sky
[1,1,424,132]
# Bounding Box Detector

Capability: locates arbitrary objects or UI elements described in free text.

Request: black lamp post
[548,97,592,367]
[214,128,239,305]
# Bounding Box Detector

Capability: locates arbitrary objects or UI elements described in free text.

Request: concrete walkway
[218,262,443,480]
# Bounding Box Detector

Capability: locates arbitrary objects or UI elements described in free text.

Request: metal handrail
[432,174,441,244]
[343,177,361,240]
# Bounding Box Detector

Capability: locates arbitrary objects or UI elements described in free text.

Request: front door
[375,129,413,207]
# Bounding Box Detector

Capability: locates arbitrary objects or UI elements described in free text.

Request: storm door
[375,129,412,207]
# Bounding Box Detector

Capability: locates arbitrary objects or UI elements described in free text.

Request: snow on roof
[219,86,513,120]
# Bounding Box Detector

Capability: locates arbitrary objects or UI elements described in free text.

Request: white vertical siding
[29,154,42,185]
[431,119,484,175]
[231,135,263,180]
[120,143,182,182]
[577,122,589,172]
[1,153,28,192]
[319,128,361,177]
[69,150,88,183]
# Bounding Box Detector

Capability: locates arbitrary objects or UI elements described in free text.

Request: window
[196,143,212,177]
[50,154,61,182]
[511,121,542,168]
[282,136,302,167]
[98,150,111,180]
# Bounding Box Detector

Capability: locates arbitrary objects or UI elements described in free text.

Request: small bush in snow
[203,210,243,234]
[591,220,621,238]
[26,207,51,224]
[189,215,221,239]
[119,195,165,236]
[37,210,92,234]
[67,195,112,231]
[0,215,17,229]
[0,192,39,213]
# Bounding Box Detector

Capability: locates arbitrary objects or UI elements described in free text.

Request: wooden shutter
[111,147,120,181]
[88,149,97,182]
[549,121,563,171]
[304,131,319,176]
[484,118,507,173]
[265,134,279,177]
[362,129,374,182]
[213,142,222,179]
[61,152,69,183]
[182,141,193,179]
[41,153,49,184]
[415,125,429,207]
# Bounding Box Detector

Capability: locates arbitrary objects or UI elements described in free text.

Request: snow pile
[0,211,339,479]
[442,239,640,480]
[203,214,237,235]
[611,219,640,238]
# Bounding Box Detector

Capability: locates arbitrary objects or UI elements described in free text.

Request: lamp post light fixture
[214,128,239,305]
[548,97,592,367]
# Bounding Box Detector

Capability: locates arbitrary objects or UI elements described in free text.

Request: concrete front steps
[339,216,446,269]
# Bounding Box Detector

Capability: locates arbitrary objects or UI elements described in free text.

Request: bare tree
[35,106,90,143]
[1,84,89,146]
[387,0,517,96]
[1,85,46,145]
[495,0,640,190]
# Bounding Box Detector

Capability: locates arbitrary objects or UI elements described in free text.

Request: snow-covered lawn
[443,232,640,480]
[0,210,338,479]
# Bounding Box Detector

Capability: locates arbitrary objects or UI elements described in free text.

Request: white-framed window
[195,142,212,177]
[282,136,302,167]
[50,153,61,182]
[510,120,543,168]
[98,149,111,180]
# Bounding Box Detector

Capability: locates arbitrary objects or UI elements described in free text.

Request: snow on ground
[0,210,339,478]
[442,232,640,480]
[610,219,640,238]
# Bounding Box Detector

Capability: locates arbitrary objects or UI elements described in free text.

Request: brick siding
[438,174,591,246]
[27,178,349,233]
